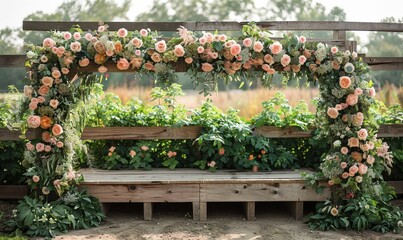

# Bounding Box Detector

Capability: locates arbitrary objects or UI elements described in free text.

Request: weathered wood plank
[23,21,403,32]
[199,201,207,221]
[378,124,403,138]
[143,202,153,221]
[387,181,403,194]
[0,55,26,68]
[81,126,201,140]
[0,128,35,141]
[0,185,28,199]
[83,184,199,202]
[192,202,201,221]
[365,57,403,71]
[200,183,330,202]
[252,126,313,138]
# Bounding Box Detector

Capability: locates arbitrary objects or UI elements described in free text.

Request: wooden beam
[365,57,403,71]
[378,124,403,138]
[0,128,35,141]
[0,55,26,68]
[0,185,28,199]
[23,21,403,32]
[253,126,313,138]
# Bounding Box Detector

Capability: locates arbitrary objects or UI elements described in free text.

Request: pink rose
[117,28,128,38]
[368,141,374,150]
[37,96,45,103]
[98,25,106,32]
[117,58,130,70]
[56,141,64,148]
[185,57,193,64]
[340,162,347,169]
[253,41,264,53]
[67,170,76,180]
[366,155,375,165]
[230,44,241,56]
[134,50,142,56]
[341,147,349,155]
[243,38,252,47]
[56,47,65,57]
[70,41,82,52]
[42,131,51,142]
[270,42,283,55]
[85,33,92,41]
[327,107,339,119]
[264,54,274,65]
[201,63,214,72]
[349,165,359,175]
[262,64,271,72]
[346,94,358,106]
[299,36,306,43]
[339,76,351,89]
[151,53,162,63]
[204,33,213,43]
[199,37,207,45]
[335,104,343,111]
[41,76,54,87]
[348,137,359,148]
[52,47,57,54]
[44,145,52,152]
[63,32,72,40]
[354,88,363,95]
[173,44,185,57]
[43,38,55,48]
[197,46,205,54]
[26,142,35,151]
[210,52,218,59]
[368,87,376,97]
[32,175,40,183]
[79,58,90,67]
[357,129,368,140]
[52,124,64,136]
[280,54,291,67]
[98,66,108,73]
[53,179,61,186]
[328,180,334,186]
[141,145,149,151]
[29,102,37,110]
[331,46,338,54]
[155,40,167,53]
[207,161,216,167]
[36,143,45,152]
[106,49,114,57]
[342,172,349,179]
[49,99,59,109]
[358,163,368,175]
[27,115,41,128]
[73,32,81,40]
[131,37,143,48]
[140,29,148,37]
[298,55,307,65]
[219,34,227,42]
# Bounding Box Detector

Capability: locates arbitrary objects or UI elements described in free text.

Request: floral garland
[21,22,401,231]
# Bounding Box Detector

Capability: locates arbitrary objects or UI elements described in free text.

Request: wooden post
[333,30,347,51]
[199,201,207,221]
[290,201,304,220]
[143,202,153,221]
[192,201,200,220]
[243,202,256,221]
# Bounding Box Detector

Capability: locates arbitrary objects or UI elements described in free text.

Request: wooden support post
[143,202,153,221]
[192,202,200,220]
[199,202,207,221]
[290,201,304,220]
[243,202,256,221]
[333,30,347,51]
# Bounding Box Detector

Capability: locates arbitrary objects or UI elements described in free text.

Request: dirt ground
[2,201,403,240]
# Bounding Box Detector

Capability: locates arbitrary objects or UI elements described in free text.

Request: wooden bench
[80,168,331,221]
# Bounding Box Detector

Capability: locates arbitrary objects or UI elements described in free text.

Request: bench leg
[144,202,153,221]
[199,201,207,221]
[291,201,304,220]
[192,202,200,220]
[243,201,255,221]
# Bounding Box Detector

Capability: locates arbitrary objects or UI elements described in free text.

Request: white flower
[106,41,114,51]
[333,140,341,147]
[344,62,355,73]
[359,81,369,89]
[26,51,37,59]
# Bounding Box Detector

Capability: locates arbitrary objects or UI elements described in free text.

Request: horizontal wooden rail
[1,124,401,141]
[363,57,403,71]
[22,21,403,32]
[0,55,26,68]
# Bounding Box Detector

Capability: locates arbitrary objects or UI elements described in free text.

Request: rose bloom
[207,161,216,167]
[117,28,128,37]
[32,175,40,183]
[264,54,274,65]
[143,62,154,71]
[49,99,59,109]
[26,142,35,151]
[173,44,185,57]
[140,29,148,37]
[94,54,106,64]
[328,180,334,186]
[131,37,143,48]
[52,70,61,79]
[241,38,252,48]
[352,115,363,127]
[330,46,338,54]
[360,143,370,152]
[52,124,64,136]
[40,55,48,63]
[348,137,360,148]
[98,66,108,73]
[98,25,106,32]
[243,61,252,70]
[198,36,207,45]
[219,34,227,42]
[280,54,291,67]
[299,36,307,43]
[357,128,368,140]
[331,61,340,70]
[134,50,141,56]
[262,64,271,72]
[330,207,338,217]
[84,33,92,41]
[63,31,72,40]
[105,49,113,57]
[218,147,225,155]
[42,76,54,87]
[94,41,106,54]
[70,41,82,52]
[56,141,64,148]
[43,37,55,48]
[355,176,363,183]
[73,32,81,40]
[354,88,363,95]
[230,44,241,56]
[358,163,368,175]
[210,52,218,59]
[346,94,358,106]
[184,57,193,64]
[204,33,214,43]
[253,41,264,53]
[36,143,45,152]
[298,55,307,65]
[270,42,283,55]
[67,170,76,180]
[368,141,375,150]
[366,155,375,165]
[27,115,41,128]
[129,150,136,158]
[342,172,349,179]
[42,131,52,142]
[40,116,53,130]
[29,102,37,110]
[341,147,349,155]
[368,87,376,97]
[44,145,52,152]
[56,46,65,57]
[79,58,90,67]
[24,85,33,97]
[155,40,167,53]
[197,46,204,54]
[351,151,363,162]
[117,58,130,70]
[349,165,359,175]
[339,76,351,89]
[327,107,339,119]
[151,52,162,63]
[340,162,348,169]
[141,145,149,151]
[201,62,214,72]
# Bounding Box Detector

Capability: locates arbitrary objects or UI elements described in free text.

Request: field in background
[107,84,403,119]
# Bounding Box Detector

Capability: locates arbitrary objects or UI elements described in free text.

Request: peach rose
[358,163,368,175]
[341,147,349,155]
[210,52,218,59]
[79,58,90,67]
[201,63,214,72]
[32,175,40,183]
[155,40,167,53]
[185,57,193,64]
[218,148,225,155]
[27,115,41,128]
[341,114,349,122]
[368,141,375,150]
[49,99,59,109]
[98,66,108,73]
[348,137,360,148]
[331,46,338,54]
[84,33,92,41]
[242,38,252,47]
[42,131,51,142]
[56,141,64,148]
[173,44,185,57]
[52,124,63,136]
[36,143,45,152]
[94,54,106,65]
[327,107,339,119]
[349,165,359,175]
[40,55,48,63]
[199,36,207,45]
[140,29,148,37]
[360,143,370,152]
[205,33,213,43]
[56,46,65,57]
[298,55,307,65]
[357,129,368,140]
[143,62,154,71]
[243,61,252,70]
[29,102,37,110]
[40,116,53,130]
[52,70,61,79]
[264,54,274,65]
[342,172,349,179]
[346,94,358,106]
[131,37,143,48]
[26,142,35,151]
[41,76,54,87]
[230,44,241,56]
[303,50,312,59]
[339,76,351,89]
[354,88,363,95]
[44,145,52,152]
[53,179,61,186]
[197,46,204,54]
[219,34,227,42]
[270,42,283,55]
[368,87,376,97]
[280,54,291,67]
[253,41,264,53]
[70,41,82,52]
[117,58,130,70]
[340,162,347,169]
[351,151,363,162]
[94,41,106,54]
[117,28,128,37]
[328,180,334,186]
[141,145,149,151]
[332,61,340,70]
[366,155,375,165]
[106,49,114,57]
[42,38,55,48]
[299,36,307,43]
[73,32,81,40]
[151,53,162,63]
